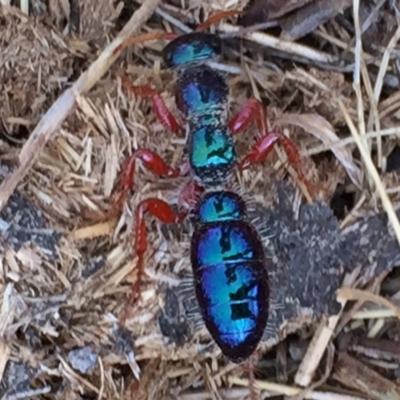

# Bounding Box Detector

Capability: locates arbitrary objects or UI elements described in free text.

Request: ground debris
[338,331,400,363]
[239,0,352,40]
[113,325,135,355]
[157,287,190,345]
[81,254,106,278]
[0,360,47,400]
[341,209,400,283]
[1,0,400,398]
[0,5,74,133]
[255,182,343,347]
[73,0,123,40]
[112,324,140,380]
[68,345,98,374]
[0,189,60,257]
[332,352,400,400]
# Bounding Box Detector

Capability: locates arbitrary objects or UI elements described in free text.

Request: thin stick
[339,101,400,247]
[294,315,340,387]
[0,0,161,212]
[337,287,400,320]
[352,0,368,171]
[220,22,335,64]
[20,0,29,14]
[293,269,357,388]
[228,376,365,400]
[304,126,400,156]
[370,23,400,168]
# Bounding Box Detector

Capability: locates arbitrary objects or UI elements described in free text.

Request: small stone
[68,346,98,374]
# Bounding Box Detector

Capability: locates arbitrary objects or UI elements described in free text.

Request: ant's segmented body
[111,12,309,365]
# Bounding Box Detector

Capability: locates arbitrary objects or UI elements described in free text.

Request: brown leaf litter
[0,5,74,135]
[239,0,353,40]
[1,0,400,399]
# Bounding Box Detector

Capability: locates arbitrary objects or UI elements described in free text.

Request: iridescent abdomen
[191,191,269,362]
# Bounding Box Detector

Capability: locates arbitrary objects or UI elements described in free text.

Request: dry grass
[1,0,400,399]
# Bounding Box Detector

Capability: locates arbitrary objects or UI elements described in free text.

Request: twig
[20,0,29,14]
[339,101,400,247]
[228,376,365,400]
[0,284,20,384]
[304,126,400,157]
[294,270,357,388]
[353,0,367,154]
[337,287,400,320]
[155,7,192,33]
[0,0,161,212]
[219,23,335,64]
[294,316,341,387]
[5,386,52,400]
[369,22,400,168]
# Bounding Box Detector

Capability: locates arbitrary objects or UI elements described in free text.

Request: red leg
[112,31,177,56]
[238,131,309,186]
[110,149,180,216]
[230,99,312,194]
[119,73,183,136]
[178,180,204,211]
[120,198,185,323]
[196,9,241,31]
[228,98,267,137]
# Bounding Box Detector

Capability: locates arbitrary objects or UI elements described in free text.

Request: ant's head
[162,32,222,68]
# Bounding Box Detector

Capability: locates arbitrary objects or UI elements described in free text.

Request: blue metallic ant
[111,13,306,364]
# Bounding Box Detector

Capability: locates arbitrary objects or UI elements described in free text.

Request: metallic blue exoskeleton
[191,191,269,362]
[116,21,276,364]
[163,32,221,68]
[162,33,236,185]
[161,31,270,362]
